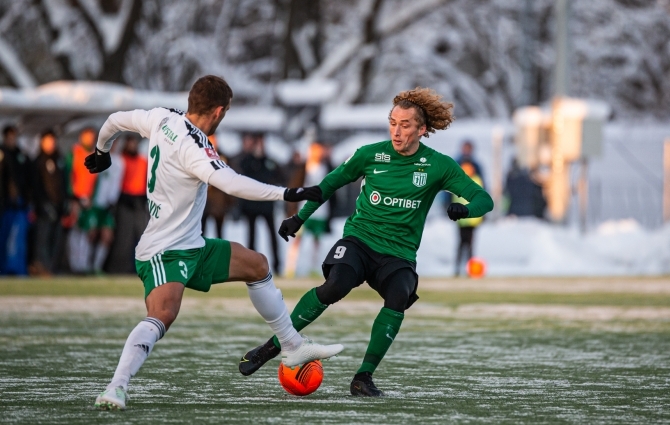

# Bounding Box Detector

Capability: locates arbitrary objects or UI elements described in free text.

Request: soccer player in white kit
[87,75,344,410]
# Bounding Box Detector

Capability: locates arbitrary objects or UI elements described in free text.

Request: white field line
[1,297,669,321]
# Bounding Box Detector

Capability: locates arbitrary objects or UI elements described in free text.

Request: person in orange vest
[105,134,149,274]
[65,127,98,273]
[453,160,484,277]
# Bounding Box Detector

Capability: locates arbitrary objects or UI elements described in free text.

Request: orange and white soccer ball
[278,360,323,396]
[466,257,487,278]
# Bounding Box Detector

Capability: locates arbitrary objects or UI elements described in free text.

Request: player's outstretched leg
[239,263,362,376]
[233,245,342,374]
[239,287,329,375]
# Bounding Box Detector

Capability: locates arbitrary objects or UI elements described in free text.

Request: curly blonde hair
[391,87,454,137]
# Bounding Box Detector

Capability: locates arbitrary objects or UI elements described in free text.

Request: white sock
[107,318,166,391]
[246,272,302,351]
[93,244,108,272]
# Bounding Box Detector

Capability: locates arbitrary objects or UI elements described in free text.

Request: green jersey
[298,141,494,262]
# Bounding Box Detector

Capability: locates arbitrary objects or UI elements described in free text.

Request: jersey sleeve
[297,147,367,221]
[178,137,226,184]
[96,109,161,152]
[208,167,285,201]
[441,155,494,218]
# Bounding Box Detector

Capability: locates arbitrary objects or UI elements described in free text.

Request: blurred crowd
[0,126,336,277]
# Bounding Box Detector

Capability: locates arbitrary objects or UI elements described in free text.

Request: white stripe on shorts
[150,256,160,287]
[157,254,167,284]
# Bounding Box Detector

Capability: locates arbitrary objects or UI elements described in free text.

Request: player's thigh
[369,258,419,311]
[226,241,269,283]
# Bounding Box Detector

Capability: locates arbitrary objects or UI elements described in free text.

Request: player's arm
[208,167,321,202]
[181,142,322,203]
[442,157,494,221]
[85,109,154,174]
[278,149,366,241]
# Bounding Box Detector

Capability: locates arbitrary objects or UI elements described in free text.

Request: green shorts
[303,218,328,237]
[135,238,232,298]
[78,207,115,231]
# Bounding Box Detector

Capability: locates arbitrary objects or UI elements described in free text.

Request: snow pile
[211,216,670,278]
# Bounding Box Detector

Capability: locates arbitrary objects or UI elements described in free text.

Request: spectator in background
[504,158,546,219]
[90,142,124,274]
[453,161,484,277]
[0,125,32,275]
[284,142,335,277]
[106,135,149,274]
[455,140,484,184]
[65,127,99,274]
[30,130,66,276]
[237,132,283,273]
[201,134,236,239]
[443,139,485,215]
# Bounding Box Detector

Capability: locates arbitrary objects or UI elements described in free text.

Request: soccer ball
[278,360,323,396]
[466,257,486,278]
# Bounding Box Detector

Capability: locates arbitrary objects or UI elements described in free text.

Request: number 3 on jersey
[333,246,346,259]
[148,145,160,193]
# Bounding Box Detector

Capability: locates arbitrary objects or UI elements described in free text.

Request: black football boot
[350,372,384,397]
[239,338,281,376]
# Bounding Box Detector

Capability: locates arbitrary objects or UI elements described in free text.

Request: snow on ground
[208,215,670,278]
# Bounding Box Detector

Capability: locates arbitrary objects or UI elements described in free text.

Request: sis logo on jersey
[375,153,391,162]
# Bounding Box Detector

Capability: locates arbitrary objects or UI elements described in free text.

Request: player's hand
[278,215,304,241]
[447,203,469,221]
[283,186,324,203]
[84,148,112,174]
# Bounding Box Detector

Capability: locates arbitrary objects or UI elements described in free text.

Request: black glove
[283,186,324,203]
[84,148,112,174]
[447,203,469,221]
[278,215,304,241]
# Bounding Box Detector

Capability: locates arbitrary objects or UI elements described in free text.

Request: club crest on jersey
[370,191,382,205]
[204,147,219,159]
[413,172,427,187]
[375,153,390,163]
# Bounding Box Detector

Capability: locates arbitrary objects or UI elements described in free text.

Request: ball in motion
[466,257,487,278]
[278,360,323,396]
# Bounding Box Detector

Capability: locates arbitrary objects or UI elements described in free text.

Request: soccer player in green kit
[239,87,494,396]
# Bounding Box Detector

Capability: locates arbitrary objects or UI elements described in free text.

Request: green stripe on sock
[272,288,328,349]
[357,307,404,374]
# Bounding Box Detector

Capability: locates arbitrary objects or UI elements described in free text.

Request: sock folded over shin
[246,272,302,352]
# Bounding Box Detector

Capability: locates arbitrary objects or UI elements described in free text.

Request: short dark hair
[187,75,234,115]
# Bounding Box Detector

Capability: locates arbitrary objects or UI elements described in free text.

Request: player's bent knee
[316,264,361,305]
[229,242,270,282]
[382,268,416,312]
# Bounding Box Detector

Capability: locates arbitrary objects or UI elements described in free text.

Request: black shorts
[322,236,420,309]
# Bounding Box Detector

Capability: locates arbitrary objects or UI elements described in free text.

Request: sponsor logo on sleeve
[204,147,219,159]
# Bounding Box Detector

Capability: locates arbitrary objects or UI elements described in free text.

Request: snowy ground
[206,215,670,278]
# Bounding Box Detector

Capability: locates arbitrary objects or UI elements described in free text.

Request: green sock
[357,307,404,375]
[271,288,328,349]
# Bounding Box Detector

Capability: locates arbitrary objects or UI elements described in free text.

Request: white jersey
[96,107,286,261]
